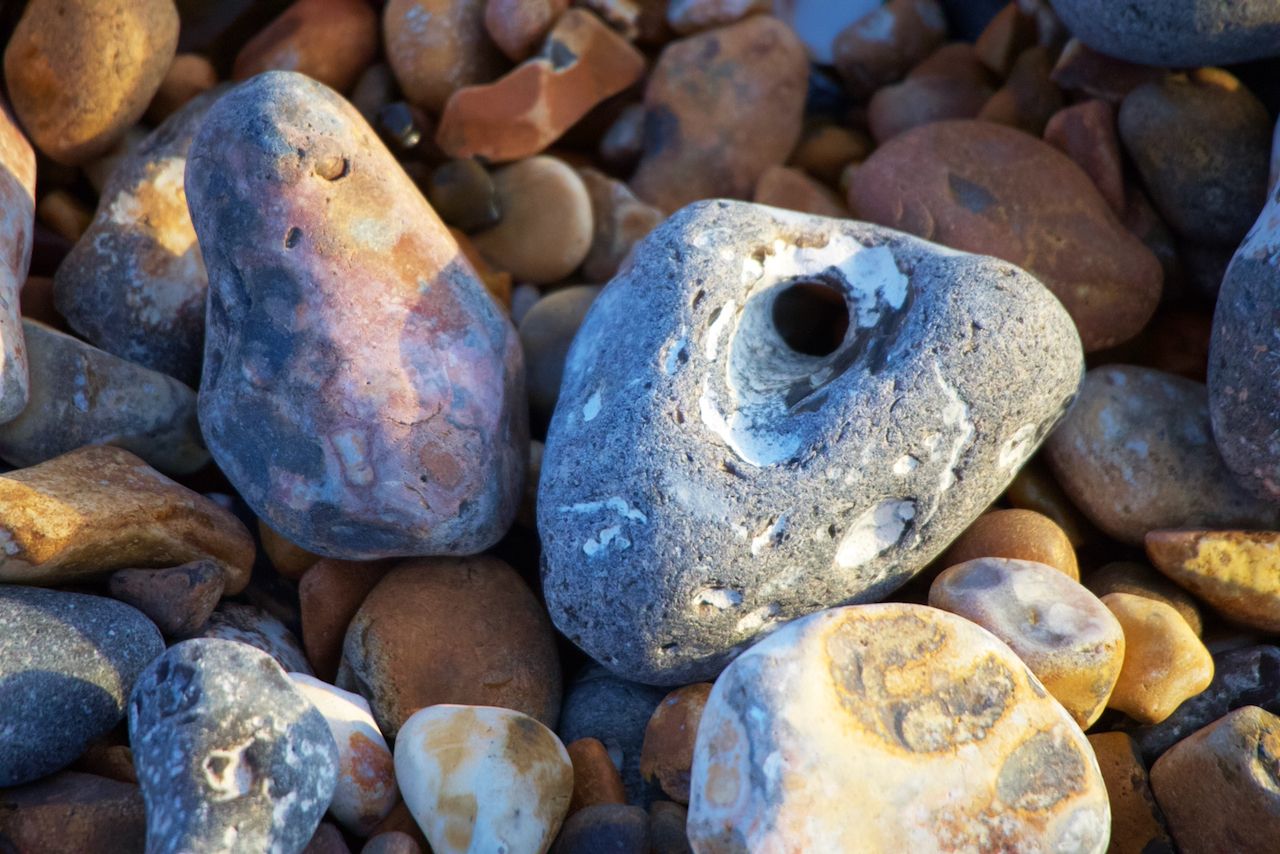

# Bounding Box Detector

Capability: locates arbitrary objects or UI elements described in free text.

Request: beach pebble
[1084,561,1202,637]
[567,738,628,814]
[552,803,650,854]
[1146,529,1280,633]
[640,684,711,804]
[383,0,504,113]
[940,508,1079,580]
[0,101,36,425]
[832,0,947,100]
[423,159,502,234]
[260,519,323,581]
[360,832,422,854]
[520,286,601,422]
[753,166,850,218]
[559,666,667,805]
[197,602,312,675]
[1086,732,1172,854]
[1103,593,1214,725]
[977,46,1062,136]
[866,45,995,143]
[0,771,147,853]
[648,801,692,854]
[485,0,569,60]
[1043,99,1125,216]
[299,558,395,681]
[580,168,664,284]
[147,53,218,123]
[108,560,225,638]
[772,0,881,64]
[233,0,379,93]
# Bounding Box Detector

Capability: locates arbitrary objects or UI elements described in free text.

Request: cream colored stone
[1103,592,1213,724]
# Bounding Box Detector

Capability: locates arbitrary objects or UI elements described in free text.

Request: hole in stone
[771,281,849,357]
[284,227,301,249]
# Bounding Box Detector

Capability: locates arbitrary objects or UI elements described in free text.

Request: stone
[599,102,646,172]
[640,684,711,804]
[665,0,770,34]
[1049,39,1166,106]
[973,3,1036,76]
[753,166,849,219]
[198,602,312,675]
[471,158,593,286]
[188,71,527,559]
[539,200,1083,684]
[687,604,1110,852]
[36,191,92,243]
[832,0,947,100]
[1084,561,1201,637]
[368,802,429,851]
[0,771,147,854]
[1043,99,1125,216]
[339,557,562,738]
[147,53,218,123]
[580,168,664,284]
[1004,460,1094,548]
[559,666,667,805]
[939,508,1079,580]
[108,560,225,638]
[0,100,35,424]
[486,0,569,60]
[977,46,1063,136]
[361,832,422,854]
[3,0,178,165]
[1044,366,1280,544]
[383,0,504,113]
[233,0,379,93]
[631,16,809,213]
[520,286,601,422]
[772,0,880,64]
[299,558,395,681]
[567,738,627,815]
[291,673,398,837]
[648,801,691,854]
[1149,705,1280,851]
[0,445,254,590]
[0,586,163,787]
[53,90,217,385]
[423,159,502,234]
[0,320,207,474]
[552,804,649,854]
[929,557,1124,727]
[1046,0,1280,68]
[451,228,514,309]
[437,10,645,163]
[1119,69,1271,248]
[1146,529,1280,632]
[850,119,1161,352]
[129,639,339,854]
[1086,732,1172,854]
[305,822,352,854]
[1103,593,1214,725]
[866,45,995,144]
[395,705,574,854]
[789,124,872,186]
[260,518,323,580]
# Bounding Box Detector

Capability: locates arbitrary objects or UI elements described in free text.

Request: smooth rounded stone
[1046,0,1280,67]
[866,45,995,144]
[147,53,218,123]
[198,602,312,675]
[687,604,1110,852]
[1005,459,1094,549]
[233,0,379,93]
[972,3,1036,76]
[631,16,809,213]
[1043,99,1125,217]
[306,822,352,854]
[486,0,569,60]
[772,0,881,65]
[850,120,1161,353]
[1049,39,1165,106]
[552,804,649,854]
[1086,733,1172,854]
[0,771,147,854]
[1045,366,1280,545]
[559,666,667,805]
[1146,529,1280,632]
[299,558,395,681]
[932,558,1123,727]
[1118,69,1271,248]
[0,320,207,474]
[580,169,664,285]
[0,445,254,590]
[361,831,422,854]
[339,556,562,738]
[1103,593,1214,725]
[424,159,501,234]
[520,286,602,422]
[752,166,850,219]
[188,71,527,560]
[108,560,225,638]
[790,124,872,186]
[129,639,338,854]
[1084,561,1202,637]
[639,684,710,805]
[940,508,1079,581]
[1149,705,1280,851]
[261,518,324,580]
[977,46,1063,136]
[0,586,163,787]
[3,0,178,165]
[37,191,92,244]
[291,673,398,836]
[832,0,946,100]
[648,801,691,854]
[383,0,505,113]
[395,705,574,854]
[539,199,1083,685]
[0,101,36,424]
[567,738,627,814]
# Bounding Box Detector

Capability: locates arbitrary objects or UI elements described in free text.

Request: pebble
[0,586,163,787]
[850,119,1161,352]
[539,199,1082,684]
[866,45,995,143]
[566,737,628,814]
[188,71,526,559]
[290,673,398,837]
[1149,705,1280,851]
[339,557,562,738]
[394,704,574,854]
[36,190,92,243]
[368,802,430,851]
[1146,529,1280,632]
[648,801,692,854]
[108,560,225,638]
[305,822,353,854]
[753,165,850,218]
[1086,732,1173,854]
[1049,39,1166,106]
[1102,593,1214,725]
[552,803,650,854]
[831,0,947,100]
[423,159,502,234]
[361,831,422,854]
[972,3,1036,77]
[383,0,504,113]
[1043,99,1126,216]
[0,445,254,590]
[977,46,1063,136]
[485,0,569,60]
[1044,365,1280,544]
[940,508,1079,580]
[789,124,872,185]
[198,601,312,675]
[579,168,664,284]
[1083,561,1202,637]
[472,156,594,284]
[0,771,147,853]
[1118,69,1271,248]
[599,103,647,172]
[233,0,379,93]
[147,53,218,123]
[3,0,178,165]
[129,639,339,854]
[772,0,880,65]
[640,684,711,805]
[299,558,395,681]
[687,604,1109,852]
[631,16,809,213]
[452,228,514,309]
[0,320,207,474]
[0,100,35,424]
[260,518,323,580]
[520,286,602,422]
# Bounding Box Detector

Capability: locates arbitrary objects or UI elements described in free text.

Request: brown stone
[259,517,322,580]
[1086,732,1172,854]
[789,124,872,185]
[234,0,379,94]
[580,168,664,283]
[69,742,137,785]
[0,772,146,854]
[1103,592,1214,725]
[1084,561,1203,637]
[1050,38,1167,105]
[304,822,352,854]
[666,0,770,34]
[35,191,92,243]
[849,119,1162,351]
[1004,460,1094,549]
[146,53,218,124]
[1043,99,1125,216]
[437,9,645,163]
[631,15,809,213]
[832,0,946,99]
[384,0,505,113]
[866,45,995,143]
[567,737,627,815]
[300,558,396,681]
[973,2,1037,77]
[1146,529,1280,633]
[940,508,1079,581]
[977,46,1063,136]
[0,445,254,591]
[108,559,225,638]
[369,802,429,852]
[485,0,570,60]
[753,165,849,218]
[424,159,502,234]
[640,683,711,805]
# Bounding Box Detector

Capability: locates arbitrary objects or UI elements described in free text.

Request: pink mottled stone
[0,98,35,423]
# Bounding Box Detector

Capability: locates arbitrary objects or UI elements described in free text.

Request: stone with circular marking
[538,200,1083,684]
[1103,593,1214,725]
[940,508,1079,580]
[640,683,712,804]
[1146,529,1280,632]
[687,604,1110,852]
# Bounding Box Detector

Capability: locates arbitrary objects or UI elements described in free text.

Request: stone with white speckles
[687,603,1110,852]
[197,601,312,675]
[128,638,338,854]
[538,200,1083,684]
[187,71,527,560]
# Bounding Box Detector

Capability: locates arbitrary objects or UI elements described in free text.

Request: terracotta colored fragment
[234,0,379,93]
[108,560,225,637]
[973,2,1037,76]
[1051,38,1167,105]
[640,683,711,804]
[0,772,146,853]
[831,0,946,99]
[977,46,1062,135]
[580,167,664,283]
[485,0,570,60]
[1103,592,1214,725]
[383,0,505,113]
[0,100,36,424]
[1087,732,1172,854]
[300,558,396,681]
[1044,99,1125,215]
[146,53,218,123]
[260,518,323,580]
[753,166,849,218]
[1084,561,1202,637]
[940,508,1079,580]
[567,737,628,815]
[1146,529,1280,632]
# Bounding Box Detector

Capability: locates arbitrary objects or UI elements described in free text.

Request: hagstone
[538,200,1083,684]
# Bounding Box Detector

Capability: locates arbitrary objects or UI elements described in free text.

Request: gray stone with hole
[537,200,1084,685]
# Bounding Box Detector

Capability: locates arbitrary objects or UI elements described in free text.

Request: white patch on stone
[582,390,602,422]
[331,428,374,487]
[203,737,257,801]
[704,300,736,360]
[735,601,783,634]
[562,497,647,522]
[835,499,917,569]
[0,528,19,556]
[583,526,629,556]
[750,516,786,555]
[699,389,801,467]
[695,587,743,610]
[932,364,975,492]
[892,454,919,476]
[997,424,1038,469]
[663,337,688,375]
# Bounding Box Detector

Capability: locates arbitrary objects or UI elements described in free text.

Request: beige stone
[1103,592,1213,724]
[1084,561,1202,636]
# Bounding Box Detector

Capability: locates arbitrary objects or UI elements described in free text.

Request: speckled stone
[1103,593,1214,725]
[129,639,338,854]
[687,604,1110,852]
[1084,561,1202,637]
[0,771,147,853]
[1086,732,1172,854]
[551,803,650,854]
[0,586,163,787]
[640,684,711,804]
[187,71,526,559]
[940,508,1079,580]
[539,200,1083,684]
[0,99,36,424]
[108,560,225,638]
[395,705,574,854]
[198,602,312,675]
[1146,529,1280,632]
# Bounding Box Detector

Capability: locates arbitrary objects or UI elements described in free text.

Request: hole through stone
[771,281,850,357]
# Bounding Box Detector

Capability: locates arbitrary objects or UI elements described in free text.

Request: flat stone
[1083,561,1202,636]
[1086,732,1172,854]
[551,803,649,854]
[108,560,225,638]
[299,558,395,681]
[233,0,378,94]
[640,684,711,804]
[1103,592,1214,725]
[940,508,1079,580]
[0,100,36,424]
[1146,529,1280,632]
[383,0,503,113]
[198,601,312,675]
[567,738,627,815]
[0,771,146,854]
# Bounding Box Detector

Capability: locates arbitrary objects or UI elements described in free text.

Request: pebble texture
[687,604,1110,852]
[1103,593,1214,725]
[187,71,526,560]
[0,586,163,787]
[1086,732,1172,854]
[128,639,338,854]
[539,200,1083,685]
[0,99,35,424]
[108,560,225,638]
[0,770,147,853]
[1146,529,1280,633]
[198,602,313,675]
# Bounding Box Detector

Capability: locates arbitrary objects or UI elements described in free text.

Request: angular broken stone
[0,99,36,424]
[539,200,1083,684]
